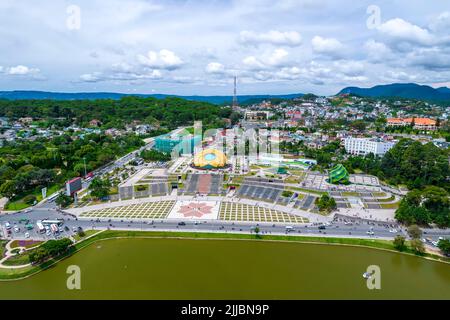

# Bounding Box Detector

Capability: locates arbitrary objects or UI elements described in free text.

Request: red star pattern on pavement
[178,202,213,218]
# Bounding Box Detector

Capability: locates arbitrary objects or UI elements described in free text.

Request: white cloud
[334,60,365,76]
[405,48,450,70]
[239,30,302,46]
[311,36,344,55]
[429,12,450,33]
[377,18,434,46]
[80,73,101,82]
[79,69,163,83]
[384,70,417,82]
[205,62,226,74]
[7,65,40,75]
[243,48,291,71]
[364,40,392,62]
[137,49,184,70]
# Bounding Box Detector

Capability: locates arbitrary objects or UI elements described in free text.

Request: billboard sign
[66,177,82,196]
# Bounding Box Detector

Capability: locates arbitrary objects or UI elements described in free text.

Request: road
[1,200,449,249]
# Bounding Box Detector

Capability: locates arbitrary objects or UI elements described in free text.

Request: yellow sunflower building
[193,149,227,169]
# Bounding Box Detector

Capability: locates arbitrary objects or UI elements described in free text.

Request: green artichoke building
[328,164,349,184]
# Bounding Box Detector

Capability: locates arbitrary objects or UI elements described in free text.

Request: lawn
[2,252,30,266]
[73,230,101,242]
[341,191,360,196]
[9,240,43,249]
[5,184,61,211]
[286,186,326,195]
[376,195,396,202]
[372,192,387,197]
[380,202,400,209]
[285,176,302,184]
[0,241,7,258]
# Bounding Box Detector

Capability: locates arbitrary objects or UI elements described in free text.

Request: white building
[344,138,396,156]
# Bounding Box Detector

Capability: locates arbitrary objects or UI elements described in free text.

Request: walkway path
[0,240,31,268]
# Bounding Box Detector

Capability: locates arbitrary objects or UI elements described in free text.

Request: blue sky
[0,0,449,95]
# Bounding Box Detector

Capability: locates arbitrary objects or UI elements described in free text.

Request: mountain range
[0,90,303,105]
[1,83,449,104]
[338,83,450,102]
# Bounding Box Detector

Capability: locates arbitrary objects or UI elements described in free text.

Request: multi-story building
[245,111,272,121]
[387,118,437,131]
[344,137,396,156]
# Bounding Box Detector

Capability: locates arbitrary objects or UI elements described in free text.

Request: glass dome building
[193,149,227,169]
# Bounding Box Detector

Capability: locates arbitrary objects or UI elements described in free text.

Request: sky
[0,0,449,96]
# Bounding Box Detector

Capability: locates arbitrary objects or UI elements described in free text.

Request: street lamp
[83,157,87,178]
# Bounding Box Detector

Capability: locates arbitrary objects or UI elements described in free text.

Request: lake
[0,238,449,299]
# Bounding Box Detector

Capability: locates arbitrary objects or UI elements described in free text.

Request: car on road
[13,226,20,233]
[366,231,375,236]
[4,222,11,230]
[318,225,326,230]
[24,232,30,238]
[178,222,186,226]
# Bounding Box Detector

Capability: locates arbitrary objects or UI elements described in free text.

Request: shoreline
[0,229,448,281]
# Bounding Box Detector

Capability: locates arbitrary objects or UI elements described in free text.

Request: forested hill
[338,83,450,102]
[0,90,304,105]
[0,96,234,129]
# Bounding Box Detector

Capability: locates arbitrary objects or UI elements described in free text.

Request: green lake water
[0,238,449,299]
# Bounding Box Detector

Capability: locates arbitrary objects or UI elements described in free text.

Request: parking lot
[219,202,309,224]
[1,218,75,241]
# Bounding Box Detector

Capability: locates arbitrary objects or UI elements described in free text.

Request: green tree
[410,239,425,255]
[437,239,450,256]
[315,194,337,212]
[89,178,111,199]
[55,192,73,208]
[0,180,15,198]
[393,235,407,251]
[407,225,422,239]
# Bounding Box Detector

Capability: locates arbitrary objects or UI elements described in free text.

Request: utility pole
[232,76,238,109]
[83,157,87,178]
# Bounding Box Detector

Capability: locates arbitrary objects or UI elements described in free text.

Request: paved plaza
[219,202,309,224]
[301,173,382,192]
[167,201,220,220]
[79,200,175,219]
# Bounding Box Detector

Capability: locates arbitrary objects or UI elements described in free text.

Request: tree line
[0,96,232,130]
